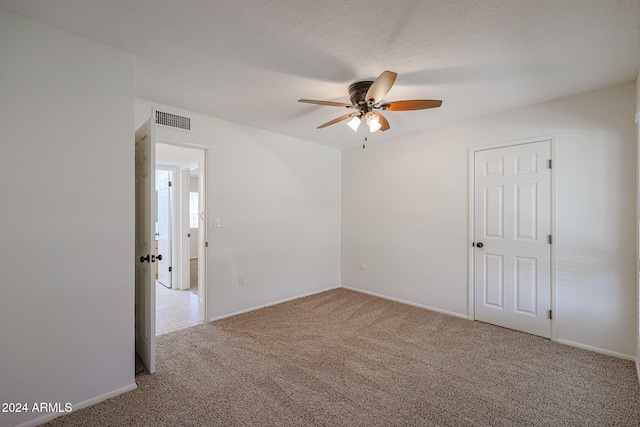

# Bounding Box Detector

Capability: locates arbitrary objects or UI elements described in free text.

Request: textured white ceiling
[2,0,639,149]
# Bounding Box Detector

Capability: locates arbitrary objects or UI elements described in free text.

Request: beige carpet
[46,288,640,426]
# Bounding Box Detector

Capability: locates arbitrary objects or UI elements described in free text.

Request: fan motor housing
[348,81,373,106]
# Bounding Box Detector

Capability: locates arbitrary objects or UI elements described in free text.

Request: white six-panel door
[135,117,156,374]
[474,140,551,338]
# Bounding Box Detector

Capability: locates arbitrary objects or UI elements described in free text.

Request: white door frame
[468,135,557,341]
[156,165,180,288]
[183,161,206,302]
[197,153,207,313]
[180,166,192,292]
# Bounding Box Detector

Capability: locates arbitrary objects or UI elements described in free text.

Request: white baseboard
[16,382,137,427]
[556,338,635,361]
[208,285,341,322]
[341,285,469,320]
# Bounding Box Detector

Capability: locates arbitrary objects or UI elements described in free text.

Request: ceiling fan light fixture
[365,112,381,132]
[364,111,376,125]
[347,116,361,132]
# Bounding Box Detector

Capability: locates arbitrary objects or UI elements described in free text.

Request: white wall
[135,100,342,320]
[190,175,199,191]
[0,9,135,427]
[343,82,637,358]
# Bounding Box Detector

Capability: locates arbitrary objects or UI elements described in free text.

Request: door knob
[476,242,484,248]
[139,255,150,263]
[157,254,163,261]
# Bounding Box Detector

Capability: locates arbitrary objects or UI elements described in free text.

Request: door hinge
[168,266,172,272]
[187,233,191,238]
[548,234,552,244]
[548,159,552,169]
[168,181,173,187]
[205,242,209,248]
[548,309,553,320]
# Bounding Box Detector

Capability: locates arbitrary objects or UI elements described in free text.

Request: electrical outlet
[238,275,244,286]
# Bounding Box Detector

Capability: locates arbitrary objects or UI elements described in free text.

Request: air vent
[155,111,190,131]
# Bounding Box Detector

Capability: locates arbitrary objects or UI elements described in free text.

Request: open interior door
[135,117,156,373]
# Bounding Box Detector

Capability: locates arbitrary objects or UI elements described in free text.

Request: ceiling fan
[298,71,442,133]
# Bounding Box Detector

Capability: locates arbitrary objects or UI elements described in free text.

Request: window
[189,192,199,228]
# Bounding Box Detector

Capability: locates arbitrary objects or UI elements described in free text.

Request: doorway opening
[135,110,208,374]
[155,142,207,335]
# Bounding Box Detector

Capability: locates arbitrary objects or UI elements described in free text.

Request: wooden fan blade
[383,100,442,111]
[374,112,390,131]
[317,113,357,129]
[365,71,397,103]
[298,99,354,108]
